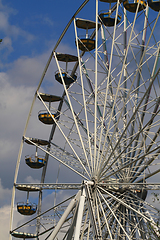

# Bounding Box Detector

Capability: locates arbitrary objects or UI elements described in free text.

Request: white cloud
[0,178,12,240]
[25,176,40,184]
[0,205,10,240]
[24,15,54,27]
[0,71,35,187]
[7,54,48,86]
[0,36,13,55]
[0,178,11,205]
[43,16,54,26]
[0,11,9,31]
[0,72,34,137]
[0,8,34,41]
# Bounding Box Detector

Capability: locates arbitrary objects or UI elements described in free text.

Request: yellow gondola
[75,18,100,51]
[55,71,77,85]
[55,53,78,85]
[25,155,46,169]
[99,12,121,27]
[123,0,146,12]
[17,202,37,215]
[76,38,95,52]
[24,138,48,169]
[38,111,60,124]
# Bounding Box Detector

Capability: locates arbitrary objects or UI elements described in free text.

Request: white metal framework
[10,0,160,239]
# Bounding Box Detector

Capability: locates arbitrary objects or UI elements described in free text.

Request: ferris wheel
[9,0,160,239]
